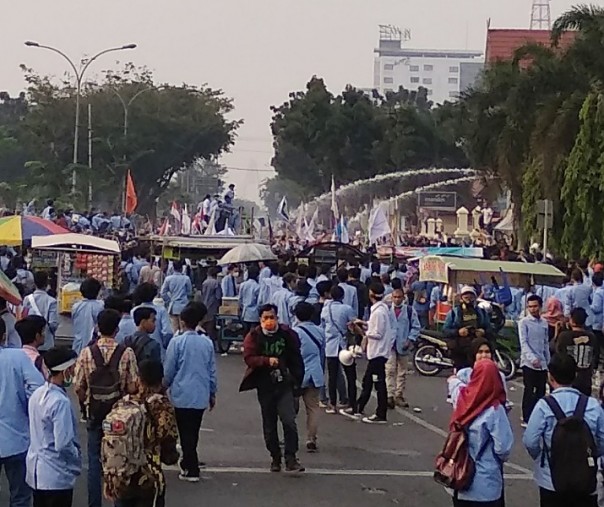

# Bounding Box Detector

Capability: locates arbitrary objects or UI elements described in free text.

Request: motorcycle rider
[443,286,493,370]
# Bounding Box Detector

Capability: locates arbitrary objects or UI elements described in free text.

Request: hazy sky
[1,0,593,203]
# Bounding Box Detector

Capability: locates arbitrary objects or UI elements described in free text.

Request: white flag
[204,208,217,235]
[296,203,304,238]
[368,205,391,245]
[277,196,289,221]
[340,216,350,244]
[330,175,339,220]
[181,204,191,235]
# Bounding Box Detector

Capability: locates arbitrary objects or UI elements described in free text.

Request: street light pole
[24,41,137,196]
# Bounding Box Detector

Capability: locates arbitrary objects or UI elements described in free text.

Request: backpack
[34,355,45,375]
[124,334,153,365]
[101,396,156,498]
[542,395,598,495]
[88,344,126,424]
[434,425,490,491]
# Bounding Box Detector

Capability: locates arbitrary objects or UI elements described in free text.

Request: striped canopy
[0,216,69,246]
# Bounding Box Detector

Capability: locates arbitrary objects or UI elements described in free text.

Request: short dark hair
[548,353,577,385]
[336,268,348,283]
[570,307,588,327]
[0,317,6,342]
[316,280,332,298]
[179,305,201,329]
[330,285,344,301]
[33,270,48,289]
[391,278,403,291]
[294,302,314,322]
[138,360,164,387]
[282,273,297,287]
[133,283,158,305]
[593,272,604,288]
[369,282,385,298]
[173,260,184,272]
[571,268,584,283]
[349,267,361,280]
[133,307,157,326]
[16,315,47,345]
[269,262,280,276]
[527,294,543,306]
[258,304,278,318]
[247,265,260,281]
[80,278,102,300]
[227,263,237,272]
[185,302,208,324]
[103,295,123,312]
[97,309,121,336]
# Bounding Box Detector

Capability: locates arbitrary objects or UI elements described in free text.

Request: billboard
[417,191,457,211]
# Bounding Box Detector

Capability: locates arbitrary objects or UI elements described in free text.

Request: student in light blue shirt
[108,297,137,345]
[71,278,104,355]
[565,268,594,327]
[23,271,59,351]
[292,302,325,452]
[0,317,45,507]
[337,268,358,317]
[132,283,173,358]
[258,261,271,280]
[591,272,604,333]
[27,347,81,506]
[221,264,239,297]
[448,360,513,505]
[409,280,434,329]
[164,303,216,482]
[1,296,22,348]
[258,264,283,307]
[161,260,193,332]
[272,273,298,326]
[239,265,260,332]
[523,353,604,505]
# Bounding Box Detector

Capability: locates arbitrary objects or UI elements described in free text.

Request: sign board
[419,255,449,284]
[162,246,180,260]
[417,192,457,211]
[536,199,554,230]
[31,250,59,269]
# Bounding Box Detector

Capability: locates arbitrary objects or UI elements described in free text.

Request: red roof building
[485,29,576,64]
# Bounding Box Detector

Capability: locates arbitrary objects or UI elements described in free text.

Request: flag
[170,201,181,235]
[192,213,202,235]
[296,203,304,238]
[125,170,138,214]
[181,204,191,235]
[277,196,289,221]
[368,205,391,245]
[304,217,314,242]
[339,216,350,244]
[204,208,217,235]
[330,175,339,221]
[158,217,169,236]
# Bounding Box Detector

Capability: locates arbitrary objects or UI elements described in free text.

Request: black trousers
[539,487,597,507]
[522,367,547,423]
[257,387,298,459]
[118,492,165,507]
[326,357,357,412]
[453,497,503,507]
[357,357,388,420]
[33,489,73,507]
[594,330,604,370]
[174,407,204,477]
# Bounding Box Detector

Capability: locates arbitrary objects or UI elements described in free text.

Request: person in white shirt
[353,281,395,424]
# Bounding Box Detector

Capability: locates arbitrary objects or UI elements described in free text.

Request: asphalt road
[3,326,540,507]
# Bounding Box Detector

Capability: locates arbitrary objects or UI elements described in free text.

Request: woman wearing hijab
[447,360,514,507]
[542,296,565,344]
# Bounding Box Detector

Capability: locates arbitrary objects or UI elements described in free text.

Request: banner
[377,246,483,259]
[419,255,449,284]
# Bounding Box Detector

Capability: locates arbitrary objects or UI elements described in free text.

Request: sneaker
[325,405,337,414]
[395,397,410,409]
[198,462,207,469]
[270,457,282,472]
[336,402,350,410]
[319,401,328,409]
[521,422,528,429]
[387,397,395,409]
[362,414,387,425]
[339,408,361,420]
[178,471,200,483]
[285,457,305,473]
[306,441,318,453]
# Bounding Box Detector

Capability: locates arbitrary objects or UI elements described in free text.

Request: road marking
[163,465,531,480]
[355,380,533,476]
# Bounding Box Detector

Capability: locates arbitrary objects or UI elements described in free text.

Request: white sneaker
[325,406,337,414]
[362,414,387,425]
[339,408,361,420]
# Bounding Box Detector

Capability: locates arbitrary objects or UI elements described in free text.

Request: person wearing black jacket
[239,304,305,473]
[348,267,369,319]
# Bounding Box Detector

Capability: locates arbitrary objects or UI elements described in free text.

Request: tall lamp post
[24,41,137,195]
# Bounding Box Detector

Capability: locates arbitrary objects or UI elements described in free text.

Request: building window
[449,66,459,73]
[410,65,420,72]
[424,64,433,71]
[449,91,458,98]
[423,77,432,85]
[384,77,394,84]
[410,76,420,83]
[448,77,458,84]
[384,64,394,71]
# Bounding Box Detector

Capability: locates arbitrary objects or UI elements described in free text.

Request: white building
[373,35,483,104]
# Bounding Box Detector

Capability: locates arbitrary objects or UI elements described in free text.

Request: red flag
[125,170,138,214]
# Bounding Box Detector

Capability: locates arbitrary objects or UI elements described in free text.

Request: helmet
[460,285,477,297]
[339,349,355,367]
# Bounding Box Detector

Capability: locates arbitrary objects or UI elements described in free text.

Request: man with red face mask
[239,304,305,473]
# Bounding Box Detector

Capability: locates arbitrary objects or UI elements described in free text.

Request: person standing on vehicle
[386,283,420,409]
[443,286,492,371]
[519,294,550,428]
[523,353,604,507]
[556,307,596,396]
[448,359,513,507]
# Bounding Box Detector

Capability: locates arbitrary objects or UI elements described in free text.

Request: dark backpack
[88,344,126,424]
[124,334,153,365]
[543,395,598,495]
[34,355,45,375]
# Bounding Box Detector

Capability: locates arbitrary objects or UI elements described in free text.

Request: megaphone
[339,349,355,366]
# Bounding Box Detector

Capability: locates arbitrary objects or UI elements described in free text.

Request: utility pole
[88,103,93,206]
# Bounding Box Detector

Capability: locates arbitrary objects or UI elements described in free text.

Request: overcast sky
[1,0,593,203]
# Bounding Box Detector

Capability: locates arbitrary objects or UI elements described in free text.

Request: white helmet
[339,349,355,367]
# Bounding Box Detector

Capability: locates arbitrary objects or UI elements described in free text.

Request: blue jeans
[0,452,31,507]
[87,426,103,507]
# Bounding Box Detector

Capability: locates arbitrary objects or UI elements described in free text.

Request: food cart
[31,234,121,314]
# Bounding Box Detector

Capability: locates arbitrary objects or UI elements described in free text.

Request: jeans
[540,487,597,507]
[326,357,357,412]
[87,426,103,507]
[522,367,547,423]
[320,360,347,404]
[33,489,73,507]
[0,452,31,507]
[257,387,299,459]
[357,357,388,420]
[174,408,205,477]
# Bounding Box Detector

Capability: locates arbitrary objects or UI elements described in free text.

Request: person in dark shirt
[311,281,333,326]
[556,307,596,395]
[124,307,161,364]
[347,267,369,319]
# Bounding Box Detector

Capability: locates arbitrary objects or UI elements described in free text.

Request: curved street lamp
[24,41,137,195]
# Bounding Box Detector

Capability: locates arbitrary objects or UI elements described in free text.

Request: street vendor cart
[31,234,121,314]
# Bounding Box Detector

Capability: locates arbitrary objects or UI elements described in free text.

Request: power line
[223,166,275,173]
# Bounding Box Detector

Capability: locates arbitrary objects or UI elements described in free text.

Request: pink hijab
[542,297,564,327]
